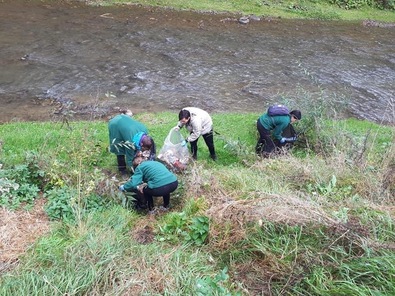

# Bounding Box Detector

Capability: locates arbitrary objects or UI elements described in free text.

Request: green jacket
[108,114,148,167]
[123,161,177,191]
[258,113,291,140]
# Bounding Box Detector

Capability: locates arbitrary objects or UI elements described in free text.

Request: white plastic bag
[158,127,189,171]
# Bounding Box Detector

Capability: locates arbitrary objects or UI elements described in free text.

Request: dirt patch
[131,220,155,244]
[0,198,50,273]
[232,259,284,296]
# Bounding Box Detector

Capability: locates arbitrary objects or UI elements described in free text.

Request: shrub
[0,163,41,208]
[329,0,395,9]
[44,186,110,222]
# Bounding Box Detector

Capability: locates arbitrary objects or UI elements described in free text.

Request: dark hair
[141,136,153,151]
[120,109,133,116]
[178,109,191,121]
[132,156,145,169]
[290,110,302,120]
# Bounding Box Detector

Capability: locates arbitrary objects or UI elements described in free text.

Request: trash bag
[281,123,297,143]
[158,127,189,172]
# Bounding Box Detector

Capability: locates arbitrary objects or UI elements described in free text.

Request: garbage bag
[158,127,189,171]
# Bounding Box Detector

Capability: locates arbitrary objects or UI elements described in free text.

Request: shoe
[148,208,158,215]
[133,203,148,211]
[210,154,217,161]
[158,206,169,212]
[119,170,129,179]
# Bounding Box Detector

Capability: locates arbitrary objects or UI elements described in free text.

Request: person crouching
[119,156,178,213]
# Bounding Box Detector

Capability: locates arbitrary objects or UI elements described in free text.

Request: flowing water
[0,0,394,123]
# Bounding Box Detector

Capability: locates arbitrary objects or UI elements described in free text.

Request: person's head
[120,109,133,117]
[132,156,146,169]
[140,135,153,151]
[290,110,302,123]
[178,109,191,125]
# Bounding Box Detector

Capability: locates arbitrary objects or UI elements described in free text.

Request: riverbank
[1,0,394,124]
[82,0,395,22]
[1,112,394,294]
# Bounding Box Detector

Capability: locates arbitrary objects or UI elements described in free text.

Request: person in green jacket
[119,157,178,212]
[108,111,149,174]
[256,109,301,157]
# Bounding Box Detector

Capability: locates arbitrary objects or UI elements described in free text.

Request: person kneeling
[119,156,178,213]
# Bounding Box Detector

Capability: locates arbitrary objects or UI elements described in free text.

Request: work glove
[280,138,286,144]
[119,185,125,192]
[181,140,187,147]
[283,136,297,142]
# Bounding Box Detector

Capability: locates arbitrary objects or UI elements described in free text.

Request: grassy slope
[0,112,394,294]
[87,0,395,22]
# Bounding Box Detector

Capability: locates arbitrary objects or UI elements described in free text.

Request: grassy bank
[1,106,394,294]
[83,0,395,22]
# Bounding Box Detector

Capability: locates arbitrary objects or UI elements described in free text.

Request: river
[0,0,394,124]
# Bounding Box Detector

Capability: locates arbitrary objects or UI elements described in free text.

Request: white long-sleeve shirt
[177,107,213,142]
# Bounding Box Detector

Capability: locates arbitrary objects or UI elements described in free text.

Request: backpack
[267,104,290,116]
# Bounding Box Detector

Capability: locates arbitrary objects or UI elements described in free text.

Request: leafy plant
[196,267,240,296]
[44,187,76,221]
[44,186,109,221]
[158,213,210,245]
[0,164,41,208]
[185,216,210,246]
[157,212,188,243]
[307,175,353,201]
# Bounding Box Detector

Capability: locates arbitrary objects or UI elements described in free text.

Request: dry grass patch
[0,198,50,273]
[207,194,337,227]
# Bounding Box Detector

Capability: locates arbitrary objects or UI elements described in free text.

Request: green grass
[84,0,395,22]
[0,109,394,295]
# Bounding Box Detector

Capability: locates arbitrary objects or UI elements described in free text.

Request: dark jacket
[258,113,291,140]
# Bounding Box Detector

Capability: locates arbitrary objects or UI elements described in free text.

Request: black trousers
[189,129,216,160]
[143,180,178,210]
[256,120,275,156]
[117,155,127,172]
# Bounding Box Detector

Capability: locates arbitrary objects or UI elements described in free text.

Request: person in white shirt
[176,107,216,161]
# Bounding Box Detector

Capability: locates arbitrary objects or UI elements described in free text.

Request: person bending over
[176,107,216,161]
[132,131,156,161]
[108,110,148,175]
[256,109,301,157]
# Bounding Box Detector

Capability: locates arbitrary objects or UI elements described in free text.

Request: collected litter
[158,127,189,172]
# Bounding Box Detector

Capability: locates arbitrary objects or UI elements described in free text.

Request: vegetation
[80,0,395,22]
[0,90,394,294]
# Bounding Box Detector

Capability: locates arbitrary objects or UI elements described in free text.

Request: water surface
[0,0,394,123]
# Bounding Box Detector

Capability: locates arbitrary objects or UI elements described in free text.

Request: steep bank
[80,0,395,22]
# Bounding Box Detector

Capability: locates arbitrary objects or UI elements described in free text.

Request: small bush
[0,163,42,208]
[158,212,210,245]
[44,186,110,222]
[329,0,395,9]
